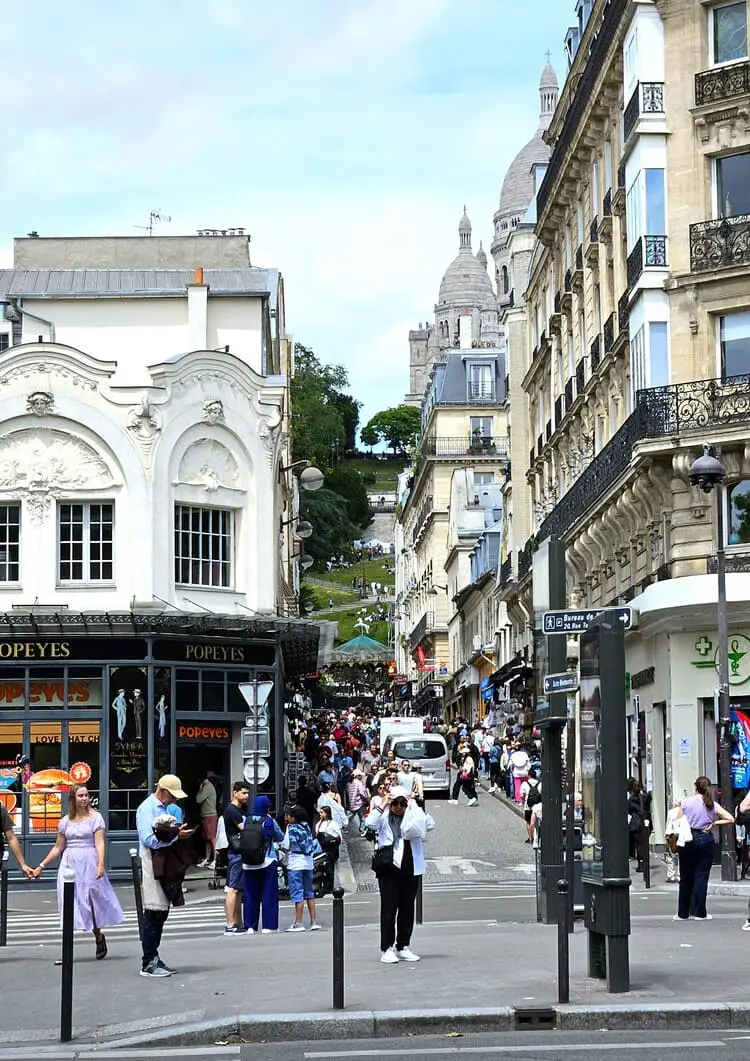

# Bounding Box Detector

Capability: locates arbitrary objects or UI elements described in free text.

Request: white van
[382,733,451,798]
[378,715,423,749]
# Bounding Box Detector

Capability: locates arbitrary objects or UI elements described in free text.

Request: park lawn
[310,558,395,589]
[331,607,391,646]
[307,584,358,610]
[346,457,405,491]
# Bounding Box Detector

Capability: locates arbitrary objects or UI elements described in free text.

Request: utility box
[579,611,631,993]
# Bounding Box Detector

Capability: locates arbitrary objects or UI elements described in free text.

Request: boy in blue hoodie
[242,795,284,934]
[281,804,320,932]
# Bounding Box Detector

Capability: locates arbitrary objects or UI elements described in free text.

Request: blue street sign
[542,608,633,635]
[543,671,580,695]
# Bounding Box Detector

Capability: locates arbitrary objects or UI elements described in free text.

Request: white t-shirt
[316,819,342,841]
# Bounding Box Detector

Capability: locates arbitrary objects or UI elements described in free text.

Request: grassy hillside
[346,457,405,493]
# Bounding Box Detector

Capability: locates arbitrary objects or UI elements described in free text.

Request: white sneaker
[448,799,458,805]
[197,859,208,868]
[468,798,478,807]
[741,921,750,931]
[489,786,496,793]
[260,928,275,934]
[245,927,255,935]
[380,947,399,964]
[692,914,712,920]
[395,946,420,962]
[286,923,306,933]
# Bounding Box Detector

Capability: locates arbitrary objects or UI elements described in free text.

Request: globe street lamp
[689,444,736,882]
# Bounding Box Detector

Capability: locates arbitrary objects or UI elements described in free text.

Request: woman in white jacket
[365,785,435,965]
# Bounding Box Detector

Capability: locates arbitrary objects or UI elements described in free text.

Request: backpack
[239,819,267,865]
[526,782,542,810]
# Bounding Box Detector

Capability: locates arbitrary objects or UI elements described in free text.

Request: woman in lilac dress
[34,784,124,958]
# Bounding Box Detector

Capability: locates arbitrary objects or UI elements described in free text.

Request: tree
[290,344,361,470]
[299,488,363,560]
[324,466,373,529]
[360,405,422,455]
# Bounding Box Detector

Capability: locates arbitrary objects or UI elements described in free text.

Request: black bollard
[557,878,570,1005]
[60,868,75,1043]
[0,851,8,947]
[129,848,144,940]
[416,875,423,925]
[332,886,345,1010]
[639,825,651,889]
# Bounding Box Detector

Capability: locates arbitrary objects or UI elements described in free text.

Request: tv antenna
[134,210,172,236]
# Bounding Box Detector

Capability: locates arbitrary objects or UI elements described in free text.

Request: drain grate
[514,1007,556,1031]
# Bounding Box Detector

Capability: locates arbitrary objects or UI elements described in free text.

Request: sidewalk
[5,897,750,1048]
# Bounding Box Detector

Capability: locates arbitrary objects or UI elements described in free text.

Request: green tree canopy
[324,466,373,528]
[299,487,364,560]
[290,343,361,470]
[360,404,422,454]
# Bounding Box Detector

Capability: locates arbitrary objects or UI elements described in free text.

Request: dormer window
[468,363,494,402]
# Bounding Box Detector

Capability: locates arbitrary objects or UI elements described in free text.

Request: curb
[477,778,525,819]
[56,1002,750,1050]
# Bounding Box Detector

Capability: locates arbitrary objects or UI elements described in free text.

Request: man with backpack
[280,805,320,932]
[242,795,284,934]
[222,781,249,934]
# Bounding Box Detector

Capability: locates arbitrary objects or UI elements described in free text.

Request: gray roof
[430,347,506,405]
[0,268,279,299]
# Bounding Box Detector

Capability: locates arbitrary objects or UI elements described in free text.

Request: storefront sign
[153,639,275,666]
[691,633,750,686]
[630,667,655,691]
[0,638,148,661]
[27,722,99,743]
[0,680,103,708]
[177,724,231,742]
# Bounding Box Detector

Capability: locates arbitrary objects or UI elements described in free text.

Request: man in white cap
[136,774,194,977]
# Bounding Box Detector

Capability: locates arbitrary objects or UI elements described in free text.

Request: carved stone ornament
[26,391,54,416]
[0,429,114,526]
[203,399,225,425]
[178,439,241,493]
[127,395,162,443]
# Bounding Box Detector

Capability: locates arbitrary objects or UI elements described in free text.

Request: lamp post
[689,444,736,882]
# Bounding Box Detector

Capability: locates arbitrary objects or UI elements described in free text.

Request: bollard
[60,867,75,1043]
[416,874,423,925]
[129,848,144,940]
[639,825,651,890]
[0,850,8,947]
[557,878,570,1005]
[332,886,345,1011]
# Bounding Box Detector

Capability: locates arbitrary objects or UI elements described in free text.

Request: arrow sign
[543,671,580,695]
[542,608,633,635]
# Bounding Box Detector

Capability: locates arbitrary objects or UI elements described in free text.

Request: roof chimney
[194,267,204,285]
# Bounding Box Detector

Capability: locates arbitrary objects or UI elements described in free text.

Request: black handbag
[371,844,394,875]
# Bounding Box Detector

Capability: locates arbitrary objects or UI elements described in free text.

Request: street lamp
[689,444,736,882]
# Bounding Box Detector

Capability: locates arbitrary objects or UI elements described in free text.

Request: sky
[1,0,575,430]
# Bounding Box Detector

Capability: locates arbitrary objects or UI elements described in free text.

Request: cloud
[0,0,573,428]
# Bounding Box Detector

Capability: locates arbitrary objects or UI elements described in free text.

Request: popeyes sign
[0,680,103,708]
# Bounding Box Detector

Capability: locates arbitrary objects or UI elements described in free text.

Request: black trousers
[142,908,169,968]
[378,867,419,952]
[452,775,477,801]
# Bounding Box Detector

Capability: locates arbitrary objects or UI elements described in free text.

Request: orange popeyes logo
[0,681,93,704]
[178,725,230,740]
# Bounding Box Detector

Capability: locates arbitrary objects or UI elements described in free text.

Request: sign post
[238,680,273,807]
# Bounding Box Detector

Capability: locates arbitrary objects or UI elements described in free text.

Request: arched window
[728,479,750,544]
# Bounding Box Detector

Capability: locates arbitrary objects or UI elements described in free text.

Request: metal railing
[468,383,496,401]
[603,188,613,218]
[590,334,601,373]
[409,611,436,652]
[696,59,750,106]
[690,214,750,273]
[603,313,615,354]
[576,358,586,395]
[627,235,667,286]
[624,81,665,141]
[618,290,630,334]
[422,436,509,458]
[564,377,574,412]
[410,494,433,545]
[500,554,513,586]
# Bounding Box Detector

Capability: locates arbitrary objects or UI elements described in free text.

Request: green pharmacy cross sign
[691,633,750,686]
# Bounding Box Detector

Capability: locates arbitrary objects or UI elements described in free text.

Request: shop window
[0,505,20,583]
[108,665,147,831]
[719,309,750,379]
[66,668,104,710]
[58,502,114,583]
[154,667,171,777]
[175,668,199,712]
[174,505,234,589]
[711,2,747,65]
[202,669,226,712]
[728,480,750,544]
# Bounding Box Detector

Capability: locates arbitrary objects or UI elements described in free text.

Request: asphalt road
[6,1029,750,1061]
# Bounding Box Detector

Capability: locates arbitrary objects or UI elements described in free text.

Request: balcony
[535,0,628,221]
[590,334,601,374]
[545,419,552,443]
[535,375,750,546]
[409,610,436,652]
[500,554,513,587]
[564,377,574,413]
[618,290,630,335]
[623,81,666,142]
[572,246,584,292]
[627,234,667,286]
[561,271,573,314]
[555,394,563,427]
[549,296,562,335]
[575,358,586,395]
[468,382,496,401]
[518,538,534,581]
[586,218,600,266]
[600,191,613,242]
[537,433,544,458]
[410,494,434,545]
[695,59,750,107]
[690,214,750,273]
[529,446,535,470]
[423,436,508,459]
[603,313,615,354]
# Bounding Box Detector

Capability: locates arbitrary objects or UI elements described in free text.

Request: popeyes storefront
[0,620,291,877]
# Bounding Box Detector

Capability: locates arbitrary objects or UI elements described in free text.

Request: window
[711,2,747,65]
[0,505,20,582]
[174,505,234,588]
[649,322,669,386]
[592,159,600,215]
[578,311,586,356]
[728,480,750,544]
[58,502,113,582]
[645,170,666,233]
[501,266,509,294]
[717,151,750,217]
[719,309,750,378]
[468,362,493,400]
[631,325,646,395]
[474,472,495,485]
[0,334,9,352]
[624,25,638,93]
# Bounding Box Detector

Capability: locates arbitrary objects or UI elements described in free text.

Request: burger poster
[24,762,92,832]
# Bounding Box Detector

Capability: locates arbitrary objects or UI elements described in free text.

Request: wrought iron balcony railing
[518,538,534,580]
[590,334,601,374]
[423,436,508,458]
[555,394,563,427]
[575,244,584,272]
[410,494,434,545]
[537,433,544,457]
[627,235,667,286]
[409,610,436,652]
[546,419,552,442]
[534,375,750,546]
[564,377,574,413]
[618,290,630,334]
[603,313,615,354]
[603,188,613,218]
[695,59,750,106]
[564,268,572,293]
[576,358,586,395]
[468,383,496,401]
[500,554,513,586]
[690,214,750,273]
[623,81,665,142]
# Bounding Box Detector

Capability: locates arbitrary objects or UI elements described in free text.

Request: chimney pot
[194,267,204,285]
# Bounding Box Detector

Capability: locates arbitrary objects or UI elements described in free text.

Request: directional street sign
[543,671,580,695]
[542,608,633,634]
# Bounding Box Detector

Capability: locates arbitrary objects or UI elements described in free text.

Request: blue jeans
[677,830,714,919]
[243,863,279,931]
